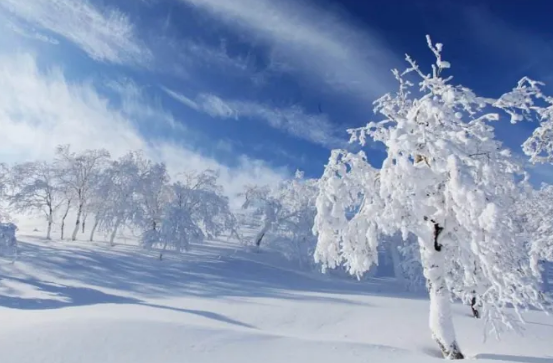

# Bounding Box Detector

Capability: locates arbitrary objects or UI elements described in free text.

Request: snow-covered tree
[89,152,143,245]
[55,146,110,241]
[134,160,170,243]
[495,78,553,282]
[145,170,235,259]
[8,161,62,240]
[314,37,549,359]
[515,184,553,279]
[242,171,318,257]
[156,183,205,258]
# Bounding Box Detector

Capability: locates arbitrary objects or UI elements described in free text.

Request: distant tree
[134,160,170,244]
[313,37,549,359]
[150,170,235,260]
[242,171,318,252]
[515,184,553,278]
[90,152,143,246]
[494,78,553,282]
[8,161,62,240]
[55,145,110,241]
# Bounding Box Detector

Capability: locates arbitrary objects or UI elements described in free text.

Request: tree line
[0,146,318,261]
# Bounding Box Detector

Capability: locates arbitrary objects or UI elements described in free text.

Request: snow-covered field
[0,227,552,363]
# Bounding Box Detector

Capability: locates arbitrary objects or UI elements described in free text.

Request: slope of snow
[0,230,552,363]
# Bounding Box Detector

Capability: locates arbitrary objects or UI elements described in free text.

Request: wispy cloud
[163,87,345,148]
[0,52,286,198]
[0,0,150,66]
[178,0,398,100]
[3,17,59,45]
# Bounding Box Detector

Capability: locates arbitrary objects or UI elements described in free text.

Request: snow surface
[1,227,552,363]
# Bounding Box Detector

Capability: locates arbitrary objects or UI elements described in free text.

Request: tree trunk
[89,216,100,242]
[46,214,52,241]
[71,202,83,241]
[46,218,52,240]
[418,221,464,360]
[81,211,87,234]
[60,200,71,240]
[254,222,271,247]
[470,294,480,319]
[109,218,121,246]
[46,205,53,240]
[159,240,169,260]
[389,239,405,284]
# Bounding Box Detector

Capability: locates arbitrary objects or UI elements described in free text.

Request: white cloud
[0,52,286,200]
[4,17,59,45]
[163,88,345,148]
[0,0,150,66]
[178,0,398,100]
[161,87,202,112]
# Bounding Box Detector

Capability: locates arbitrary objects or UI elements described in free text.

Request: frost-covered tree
[242,185,277,247]
[314,37,549,359]
[495,79,553,281]
[156,183,205,258]
[134,160,170,243]
[242,171,318,259]
[147,170,235,259]
[90,152,143,245]
[55,146,110,241]
[8,161,62,240]
[515,184,553,279]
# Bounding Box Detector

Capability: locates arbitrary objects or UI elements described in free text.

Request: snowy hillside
[1,229,552,363]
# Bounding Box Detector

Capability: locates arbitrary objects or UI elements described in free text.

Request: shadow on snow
[0,276,256,330]
[475,353,553,363]
[1,240,419,305]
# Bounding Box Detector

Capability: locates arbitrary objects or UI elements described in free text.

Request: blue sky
[1,0,553,195]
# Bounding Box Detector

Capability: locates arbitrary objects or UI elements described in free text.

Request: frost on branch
[315,36,550,359]
[313,150,381,277]
[495,77,553,163]
[518,184,553,279]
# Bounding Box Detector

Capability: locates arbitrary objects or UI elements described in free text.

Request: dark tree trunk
[255,231,265,247]
[470,295,480,319]
[71,202,83,241]
[89,217,100,242]
[60,200,71,240]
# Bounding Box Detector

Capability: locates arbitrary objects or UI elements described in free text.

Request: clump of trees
[1,146,238,256]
